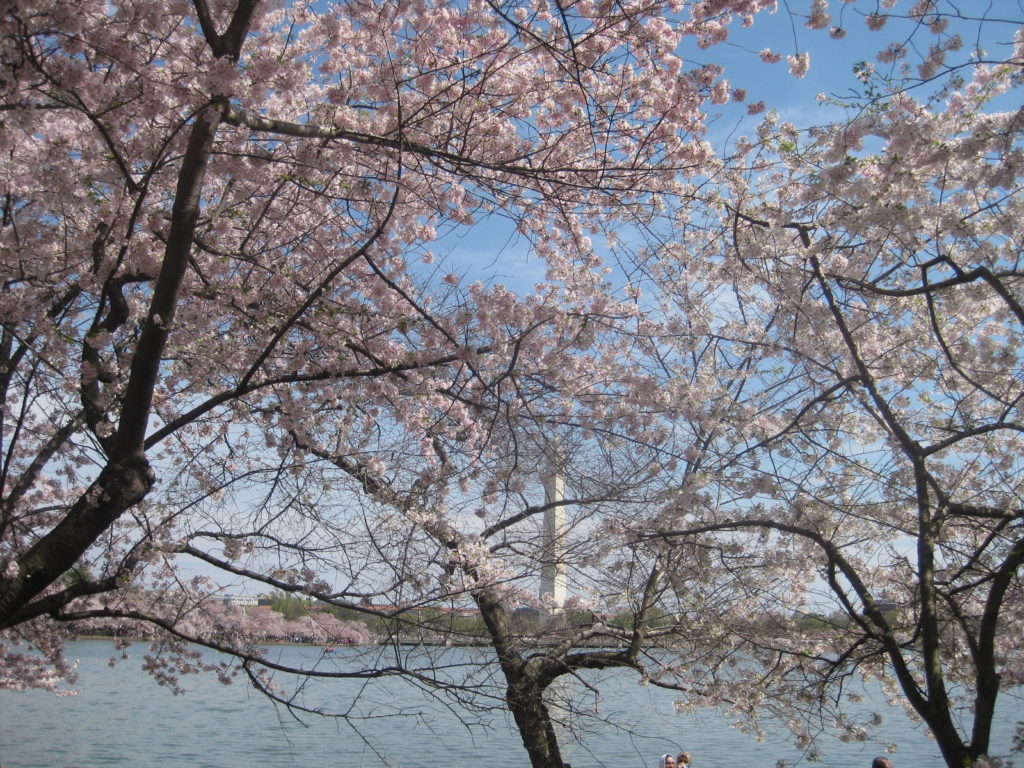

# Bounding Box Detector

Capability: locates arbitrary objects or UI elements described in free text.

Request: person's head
[677,752,691,766]
[871,758,893,768]
[660,754,676,768]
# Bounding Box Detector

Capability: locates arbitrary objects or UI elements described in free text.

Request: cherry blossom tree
[622,19,1024,767]
[6,1,1019,766]
[0,0,773,764]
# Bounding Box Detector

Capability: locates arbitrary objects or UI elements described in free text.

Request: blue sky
[429,2,1023,293]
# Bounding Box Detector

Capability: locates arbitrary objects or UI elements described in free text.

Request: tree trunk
[507,674,565,768]
[0,455,154,626]
[926,715,971,768]
[0,0,262,629]
[473,585,566,768]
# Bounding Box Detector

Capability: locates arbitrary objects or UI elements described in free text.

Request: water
[0,640,1020,768]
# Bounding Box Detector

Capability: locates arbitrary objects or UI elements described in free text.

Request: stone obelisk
[539,454,566,611]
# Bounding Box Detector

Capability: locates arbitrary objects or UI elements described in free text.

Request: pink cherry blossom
[787,52,811,78]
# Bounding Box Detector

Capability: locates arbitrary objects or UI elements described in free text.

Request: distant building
[512,605,541,633]
[876,598,899,614]
[222,594,258,607]
[513,606,541,621]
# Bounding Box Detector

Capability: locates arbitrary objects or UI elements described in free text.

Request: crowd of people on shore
[655,751,894,768]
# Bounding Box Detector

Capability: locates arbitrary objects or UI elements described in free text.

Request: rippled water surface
[1,639,1020,768]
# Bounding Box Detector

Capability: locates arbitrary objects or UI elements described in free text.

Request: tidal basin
[1,640,1021,768]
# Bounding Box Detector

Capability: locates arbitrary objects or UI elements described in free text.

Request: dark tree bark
[0,0,260,630]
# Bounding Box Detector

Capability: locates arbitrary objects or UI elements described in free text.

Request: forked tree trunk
[474,587,566,768]
[471,560,663,768]
[506,673,564,768]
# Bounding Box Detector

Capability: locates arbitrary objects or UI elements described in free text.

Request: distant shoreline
[66,633,498,648]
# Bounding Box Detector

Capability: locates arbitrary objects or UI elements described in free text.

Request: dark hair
[871,757,893,768]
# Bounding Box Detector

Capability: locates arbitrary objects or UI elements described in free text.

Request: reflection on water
[0,640,1020,768]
